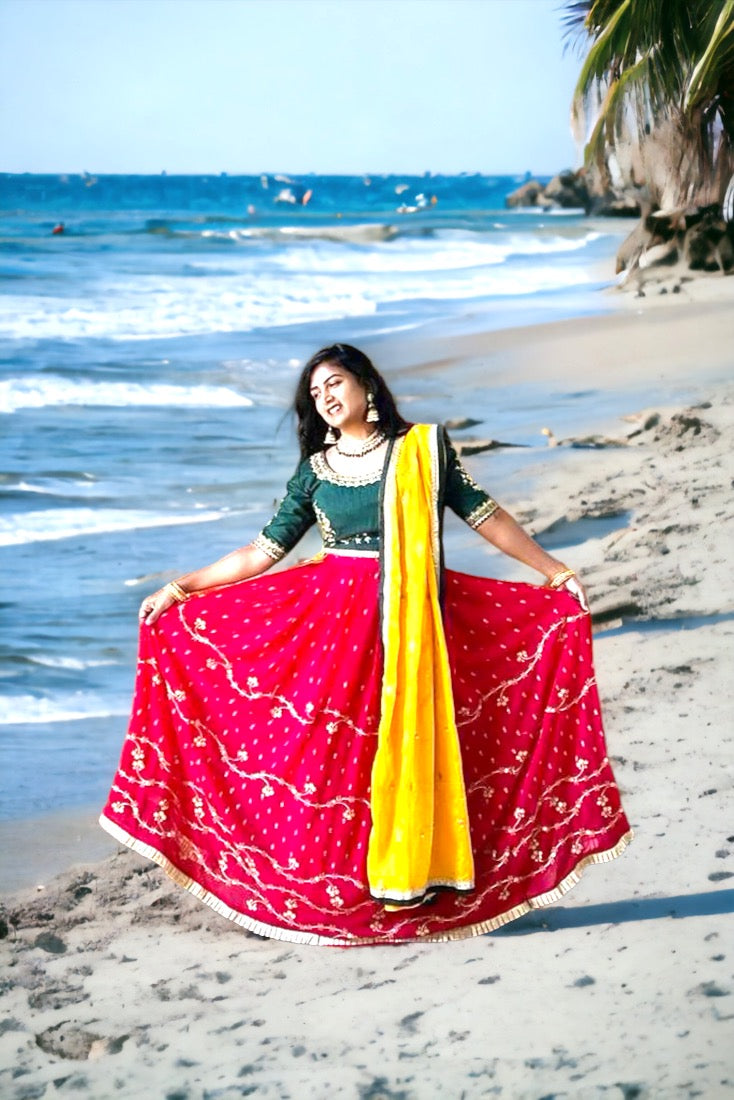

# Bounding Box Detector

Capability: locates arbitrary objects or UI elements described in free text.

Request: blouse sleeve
[443,433,500,529]
[252,459,316,561]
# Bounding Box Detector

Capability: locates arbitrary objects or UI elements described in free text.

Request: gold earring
[366,392,379,423]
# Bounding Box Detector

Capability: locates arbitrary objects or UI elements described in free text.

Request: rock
[616,215,657,273]
[35,1022,129,1060]
[542,427,627,449]
[684,210,733,272]
[626,413,660,440]
[33,931,67,954]
[591,190,644,217]
[615,200,734,280]
[544,170,590,211]
[455,438,525,456]
[444,417,482,431]
[505,180,545,208]
[718,231,734,272]
[685,222,724,271]
[639,241,679,269]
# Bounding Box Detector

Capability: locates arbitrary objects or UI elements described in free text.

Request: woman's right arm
[139,543,275,625]
[139,458,317,626]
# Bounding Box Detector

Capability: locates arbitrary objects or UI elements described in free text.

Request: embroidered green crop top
[253,433,499,561]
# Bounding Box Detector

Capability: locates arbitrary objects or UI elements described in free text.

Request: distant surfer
[275,185,313,206]
[52,222,65,235]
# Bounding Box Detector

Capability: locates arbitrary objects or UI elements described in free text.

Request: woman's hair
[293,343,408,458]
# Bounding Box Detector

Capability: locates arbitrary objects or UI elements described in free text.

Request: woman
[101,343,631,945]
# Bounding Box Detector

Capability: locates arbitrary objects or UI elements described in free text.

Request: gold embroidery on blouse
[466,498,499,529]
[313,502,337,547]
[310,450,383,487]
[456,458,483,493]
[253,532,286,561]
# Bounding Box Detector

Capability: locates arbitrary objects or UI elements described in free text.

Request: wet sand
[1,279,733,1099]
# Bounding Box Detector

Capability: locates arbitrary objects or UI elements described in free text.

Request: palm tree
[564,0,734,212]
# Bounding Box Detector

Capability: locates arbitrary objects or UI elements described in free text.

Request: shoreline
[2,286,733,1096]
[2,283,733,876]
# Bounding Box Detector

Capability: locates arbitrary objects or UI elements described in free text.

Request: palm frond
[582,55,650,168]
[685,0,734,111]
[572,0,634,91]
[563,0,734,205]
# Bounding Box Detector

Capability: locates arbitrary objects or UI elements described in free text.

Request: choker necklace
[335,429,386,458]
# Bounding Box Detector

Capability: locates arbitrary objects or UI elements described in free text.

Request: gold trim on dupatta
[367,424,475,906]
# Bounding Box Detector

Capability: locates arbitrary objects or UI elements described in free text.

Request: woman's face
[309,361,369,433]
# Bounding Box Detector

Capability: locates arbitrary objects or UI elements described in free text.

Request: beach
[2,270,733,1097]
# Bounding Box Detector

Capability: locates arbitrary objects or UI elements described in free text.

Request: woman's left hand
[561,575,589,613]
[138,586,176,626]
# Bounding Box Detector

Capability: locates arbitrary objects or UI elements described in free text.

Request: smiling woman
[100,342,631,946]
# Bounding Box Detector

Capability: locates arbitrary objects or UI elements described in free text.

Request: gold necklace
[335,429,386,458]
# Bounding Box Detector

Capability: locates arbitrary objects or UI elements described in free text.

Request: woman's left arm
[475,507,589,612]
[442,431,589,611]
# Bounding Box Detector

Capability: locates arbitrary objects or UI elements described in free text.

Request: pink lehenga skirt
[100,553,632,945]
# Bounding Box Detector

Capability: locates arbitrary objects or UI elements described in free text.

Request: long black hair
[293,343,408,458]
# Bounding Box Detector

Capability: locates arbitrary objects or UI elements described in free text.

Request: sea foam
[0,376,253,414]
[0,507,227,547]
[0,228,611,342]
[0,692,129,725]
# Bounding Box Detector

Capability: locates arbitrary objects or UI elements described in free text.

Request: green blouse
[253,432,499,561]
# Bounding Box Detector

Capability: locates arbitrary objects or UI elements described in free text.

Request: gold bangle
[166,581,188,603]
[548,568,575,589]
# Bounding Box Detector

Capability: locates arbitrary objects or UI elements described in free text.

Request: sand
[2,278,733,1099]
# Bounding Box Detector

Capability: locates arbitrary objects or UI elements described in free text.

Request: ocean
[0,171,630,824]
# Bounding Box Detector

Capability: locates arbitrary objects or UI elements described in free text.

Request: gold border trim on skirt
[99,817,633,947]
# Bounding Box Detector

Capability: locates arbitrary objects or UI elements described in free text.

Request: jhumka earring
[365,391,380,423]
[324,426,338,445]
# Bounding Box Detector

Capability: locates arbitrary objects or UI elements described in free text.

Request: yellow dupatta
[366,424,475,905]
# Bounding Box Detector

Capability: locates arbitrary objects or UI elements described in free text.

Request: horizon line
[1,167,579,179]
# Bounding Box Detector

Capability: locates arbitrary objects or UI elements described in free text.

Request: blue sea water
[0,171,631,824]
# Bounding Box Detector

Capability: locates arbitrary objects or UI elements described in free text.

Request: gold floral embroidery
[253,532,286,561]
[313,502,337,547]
[101,808,631,945]
[326,883,345,908]
[179,616,376,740]
[152,799,169,824]
[456,612,587,728]
[455,458,483,493]
[310,450,383,487]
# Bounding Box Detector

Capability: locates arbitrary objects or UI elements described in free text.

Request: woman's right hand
[138,586,176,627]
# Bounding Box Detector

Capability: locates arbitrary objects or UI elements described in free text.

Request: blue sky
[0,0,586,175]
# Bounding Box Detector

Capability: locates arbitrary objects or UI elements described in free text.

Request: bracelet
[548,568,576,589]
[165,580,188,603]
